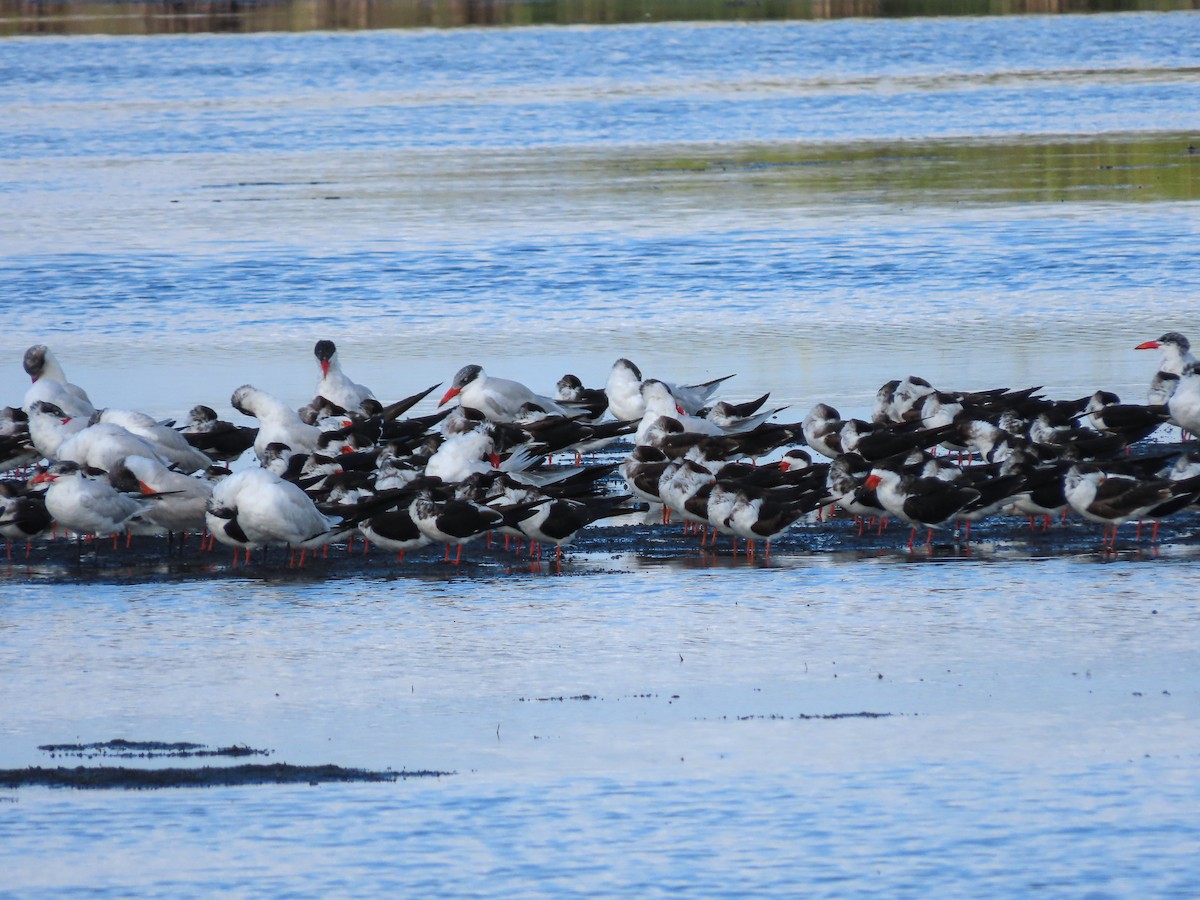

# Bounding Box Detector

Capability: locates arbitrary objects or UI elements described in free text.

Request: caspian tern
[97,409,211,473]
[34,461,150,539]
[231,385,322,462]
[205,467,343,560]
[21,345,96,419]
[1136,332,1195,405]
[107,454,212,535]
[1167,362,1200,439]
[312,340,377,414]
[56,421,172,474]
[438,365,569,423]
[634,380,732,445]
[604,358,735,422]
[25,401,89,461]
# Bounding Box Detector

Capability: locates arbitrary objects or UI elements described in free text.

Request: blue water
[2,14,1199,420]
[2,11,1200,896]
[3,560,1199,895]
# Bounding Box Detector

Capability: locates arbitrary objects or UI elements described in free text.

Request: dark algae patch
[0,764,446,790]
[38,739,271,760]
[2,740,452,790]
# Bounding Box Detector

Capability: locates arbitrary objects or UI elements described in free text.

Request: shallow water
[3,558,1200,895]
[2,9,1200,896]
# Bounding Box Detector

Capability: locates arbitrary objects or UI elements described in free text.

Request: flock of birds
[4,331,1200,568]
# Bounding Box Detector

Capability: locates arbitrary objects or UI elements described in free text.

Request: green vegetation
[616,134,1200,205]
[1,0,1197,36]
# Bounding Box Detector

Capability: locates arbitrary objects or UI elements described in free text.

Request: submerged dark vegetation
[0,741,450,789]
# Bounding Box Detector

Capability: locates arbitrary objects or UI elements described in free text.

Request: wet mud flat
[0,740,451,790]
[6,438,1200,581]
[4,500,1199,582]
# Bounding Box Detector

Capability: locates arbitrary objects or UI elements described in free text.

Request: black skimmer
[297,395,351,427]
[514,404,635,461]
[839,419,958,463]
[1079,391,1169,444]
[826,453,886,525]
[22,344,96,419]
[1025,409,1128,461]
[996,445,1075,529]
[0,409,38,474]
[409,486,545,564]
[704,393,774,428]
[801,403,845,460]
[721,482,827,559]
[231,384,322,463]
[657,458,717,529]
[313,340,376,414]
[872,380,902,424]
[619,445,672,508]
[1064,463,1200,549]
[373,452,426,492]
[887,376,935,424]
[358,506,431,561]
[949,419,1011,463]
[555,374,609,422]
[635,415,691,450]
[863,467,981,550]
[0,482,52,557]
[518,496,646,568]
[373,382,444,423]
[694,423,803,461]
[179,405,258,464]
[0,406,27,439]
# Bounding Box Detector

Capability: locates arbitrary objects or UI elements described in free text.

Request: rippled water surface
[2,9,1200,896]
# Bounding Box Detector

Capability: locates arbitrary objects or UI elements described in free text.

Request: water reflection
[1,0,1196,36]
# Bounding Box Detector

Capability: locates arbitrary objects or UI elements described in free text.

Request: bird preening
[3,333,1199,567]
